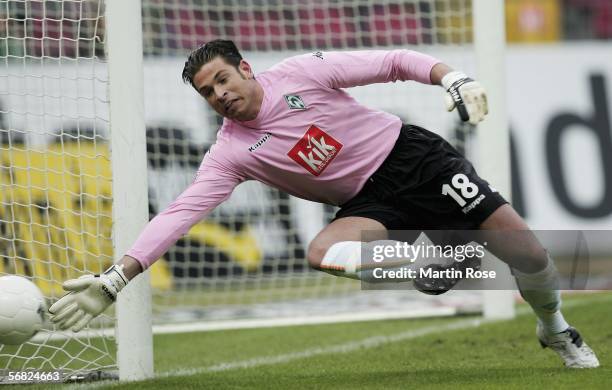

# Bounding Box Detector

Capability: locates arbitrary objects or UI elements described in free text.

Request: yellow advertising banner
[506,0,561,42]
[0,143,175,295]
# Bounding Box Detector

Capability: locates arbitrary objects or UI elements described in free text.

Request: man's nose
[214,86,227,101]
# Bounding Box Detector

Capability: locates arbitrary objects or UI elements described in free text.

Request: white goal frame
[107,0,514,380]
[473,0,516,320]
[106,0,153,381]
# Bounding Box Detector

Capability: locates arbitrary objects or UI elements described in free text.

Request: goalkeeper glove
[48,264,128,332]
[441,71,489,125]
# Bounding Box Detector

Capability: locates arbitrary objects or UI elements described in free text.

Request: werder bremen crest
[284,94,307,110]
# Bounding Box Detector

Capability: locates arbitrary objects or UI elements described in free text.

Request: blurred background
[2,0,611,56]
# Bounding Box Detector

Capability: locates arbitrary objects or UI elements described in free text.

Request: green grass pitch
[10,292,612,389]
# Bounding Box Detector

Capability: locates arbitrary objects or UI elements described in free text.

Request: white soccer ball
[0,275,46,345]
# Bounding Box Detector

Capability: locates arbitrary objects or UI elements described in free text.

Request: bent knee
[512,244,549,273]
[306,241,329,269]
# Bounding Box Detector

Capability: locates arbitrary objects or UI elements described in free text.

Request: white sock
[318,241,361,279]
[513,254,569,335]
[319,241,416,283]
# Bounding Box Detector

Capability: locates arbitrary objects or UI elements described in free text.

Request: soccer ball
[0,275,46,345]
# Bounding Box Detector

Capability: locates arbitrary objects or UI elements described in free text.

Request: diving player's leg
[480,205,599,368]
[478,204,546,271]
[307,216,386,280]
[480,205,564,331]
[307,216,421,282]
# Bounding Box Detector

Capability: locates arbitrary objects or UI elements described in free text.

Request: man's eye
[219,78,226,84]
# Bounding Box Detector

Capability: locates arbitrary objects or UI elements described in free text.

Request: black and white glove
[49,264,128,332]
[442,71,488,125]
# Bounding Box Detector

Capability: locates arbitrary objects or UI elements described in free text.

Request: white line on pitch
[64,317,482,390]
[161,317,484,377]
[143,294,612,380]
[33,307,458,343]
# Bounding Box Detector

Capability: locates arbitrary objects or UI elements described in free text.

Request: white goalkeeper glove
[48,264,128,332]
[441,71,488,125]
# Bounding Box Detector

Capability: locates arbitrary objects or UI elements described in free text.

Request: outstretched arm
[49,150,245,331]
[297,49,440,88]
[296,51,488,124]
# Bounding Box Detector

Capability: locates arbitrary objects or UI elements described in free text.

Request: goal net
[0,0,118,380]
[0,0,510,381]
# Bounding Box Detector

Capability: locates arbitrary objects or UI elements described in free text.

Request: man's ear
[238,60,254,79]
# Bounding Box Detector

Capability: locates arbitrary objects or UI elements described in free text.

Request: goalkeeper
[49,40,598,368]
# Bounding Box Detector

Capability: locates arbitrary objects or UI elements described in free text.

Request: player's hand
[441,71,488,125]
[48,264,128,332]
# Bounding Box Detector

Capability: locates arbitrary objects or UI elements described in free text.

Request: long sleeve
[294,49,440,89]
[125,147,245,270]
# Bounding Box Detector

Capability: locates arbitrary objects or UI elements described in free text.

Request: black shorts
[335,124,508,231]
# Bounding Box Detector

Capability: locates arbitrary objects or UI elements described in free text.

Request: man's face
[193,56,259,121]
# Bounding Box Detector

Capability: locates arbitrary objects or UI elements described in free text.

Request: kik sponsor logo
[287,125,343,176]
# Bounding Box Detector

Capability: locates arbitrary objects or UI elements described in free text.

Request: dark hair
[181,39,243,90]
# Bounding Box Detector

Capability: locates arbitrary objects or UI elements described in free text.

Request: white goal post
[473,0,515,319]
[106,0,154,381]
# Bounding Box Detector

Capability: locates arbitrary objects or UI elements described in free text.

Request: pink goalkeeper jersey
[127,50,440,269]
